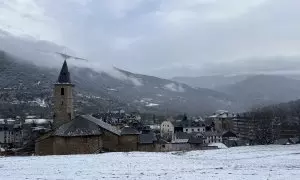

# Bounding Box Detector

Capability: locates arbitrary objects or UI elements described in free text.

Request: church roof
[53,115,121,137]
[57,60,71,83]
[82,115,121,135]
[53,116,102,137]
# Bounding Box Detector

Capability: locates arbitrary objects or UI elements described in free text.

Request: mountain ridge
[0,50,239,116]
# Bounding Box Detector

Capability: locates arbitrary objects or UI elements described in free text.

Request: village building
[137,132,157,151]
[35,60,144,155]
[203,131,222,144]
[0,119,23,148]
[33,60,225,155]
[232,114,258,141]
[207,110,234,132]
[222,131,239,147]
[182,121,206,133]
[160,120,174,141]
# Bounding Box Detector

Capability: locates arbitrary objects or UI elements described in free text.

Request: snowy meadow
[0,145,300,180]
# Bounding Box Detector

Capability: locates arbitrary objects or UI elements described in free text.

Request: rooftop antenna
[37,49,88,62]
[55,52,88,62]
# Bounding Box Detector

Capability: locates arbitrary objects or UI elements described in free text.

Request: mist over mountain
[217,75,300,109]
[173,73,300,109]
[2,25,300,116]
[172,75,251,89]
[0,49,241,116]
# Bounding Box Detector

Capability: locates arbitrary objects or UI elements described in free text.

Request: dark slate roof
[57,60,71,83]
[188,136,204,144]
[274,138,291,145]
[120,126,140,135]
[204,131,222,137]
[82,115,121,135]
[173,121,183,128]
[174,132,190,139]
[53,115,122,137]
[138,133,157,144]
[53,116,102,137]
[0,124,14,131]
[222,131,237,138]
[289,137,300,144]
[182,121,204,128]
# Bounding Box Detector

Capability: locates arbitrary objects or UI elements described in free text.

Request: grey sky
[1,0,300,78]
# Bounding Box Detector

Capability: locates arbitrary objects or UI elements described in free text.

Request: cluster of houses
[34,60,236,155]
[2,60,300,156]
[0,115,52,153]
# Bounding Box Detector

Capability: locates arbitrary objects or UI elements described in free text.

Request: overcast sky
[1,0,300,78]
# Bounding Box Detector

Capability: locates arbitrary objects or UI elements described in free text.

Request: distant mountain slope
[172,75,250,89]
[0,50,239,115]
[217,75,300,108]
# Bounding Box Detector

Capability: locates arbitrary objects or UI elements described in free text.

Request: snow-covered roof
[208,143,228,149]
[26,116,37,119]
[149,125,160,130]
[25,119,51,124]
[0,119,16,125]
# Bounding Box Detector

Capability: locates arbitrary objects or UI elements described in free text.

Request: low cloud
[1,0,300,78]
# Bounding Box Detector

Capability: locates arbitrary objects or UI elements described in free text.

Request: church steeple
[53,60,74,128]
[57,60,71,83]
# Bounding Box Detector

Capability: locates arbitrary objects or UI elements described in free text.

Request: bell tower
[53,60,74,128]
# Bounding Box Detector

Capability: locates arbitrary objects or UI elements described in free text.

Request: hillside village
[0,60,300,156]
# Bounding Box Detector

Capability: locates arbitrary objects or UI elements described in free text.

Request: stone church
[35,61,140,155]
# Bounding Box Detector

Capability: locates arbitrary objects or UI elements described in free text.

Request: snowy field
[1,145,300,180]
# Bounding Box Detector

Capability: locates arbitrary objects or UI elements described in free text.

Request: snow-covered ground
[1,145,300,180]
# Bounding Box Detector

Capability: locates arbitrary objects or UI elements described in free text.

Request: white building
[204,131,222,144]
[160,121,175,140]
[183,126,205,133]
[0,123,21,147]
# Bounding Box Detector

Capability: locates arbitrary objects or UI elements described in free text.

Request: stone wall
[118,135,138,152]
[36,135,103,155]
[137,143,218,152]
[137,144,155,152]
[101,130,119,152]
[35,136,54,155]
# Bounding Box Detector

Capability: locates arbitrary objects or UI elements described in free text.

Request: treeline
[243,100,300,144]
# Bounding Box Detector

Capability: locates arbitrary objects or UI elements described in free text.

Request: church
[35,61,141,155]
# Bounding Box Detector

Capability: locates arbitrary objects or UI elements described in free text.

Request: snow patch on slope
[146,103,159,107]
[107,68,143,86]
[164,83,185,92]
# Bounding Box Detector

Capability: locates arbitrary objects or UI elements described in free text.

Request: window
[198,128,200,131]
[185,129,188,132]
[61,88,65,95]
